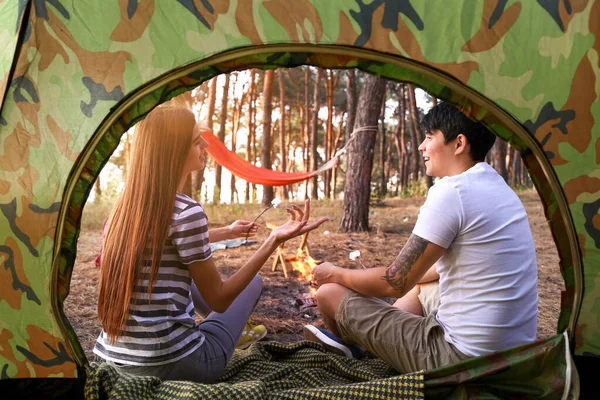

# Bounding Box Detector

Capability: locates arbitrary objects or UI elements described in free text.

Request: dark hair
[420,102,496,161]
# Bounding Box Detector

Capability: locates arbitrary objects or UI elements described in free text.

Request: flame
[289,249,319,297]
[289,250,318,280]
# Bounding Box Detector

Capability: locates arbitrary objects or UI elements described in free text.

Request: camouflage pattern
[425,332,576,399]
[0,0,595,391]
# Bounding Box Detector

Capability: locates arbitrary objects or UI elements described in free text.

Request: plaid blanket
[84,341,424,399]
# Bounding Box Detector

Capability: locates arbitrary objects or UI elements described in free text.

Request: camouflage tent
[0,0,596,397]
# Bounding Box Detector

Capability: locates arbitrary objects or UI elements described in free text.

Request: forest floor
[66,190,563,361]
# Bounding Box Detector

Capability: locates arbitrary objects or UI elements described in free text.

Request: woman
[94,105,328,383]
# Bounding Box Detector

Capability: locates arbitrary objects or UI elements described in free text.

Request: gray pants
[111,274,263,383]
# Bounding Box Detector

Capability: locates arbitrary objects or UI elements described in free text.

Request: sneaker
[303,325,364,359]
[236,320,267,349]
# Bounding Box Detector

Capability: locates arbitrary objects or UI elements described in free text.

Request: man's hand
[228,220,258,239]
[311,262,342,287]
[311,234,446,299]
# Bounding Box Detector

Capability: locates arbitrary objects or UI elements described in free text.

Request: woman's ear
[454,133,469,155]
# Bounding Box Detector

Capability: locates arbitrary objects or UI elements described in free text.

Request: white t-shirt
[413,162,538,357]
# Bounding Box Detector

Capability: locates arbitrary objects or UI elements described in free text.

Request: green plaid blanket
[84,341,424,399]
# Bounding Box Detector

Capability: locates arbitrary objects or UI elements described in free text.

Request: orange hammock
[202,130,324,186]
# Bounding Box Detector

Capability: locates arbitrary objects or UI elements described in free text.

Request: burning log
[295,296,318,310]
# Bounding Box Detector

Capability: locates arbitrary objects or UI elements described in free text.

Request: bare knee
[316,283,348,317]
[316,283,346,301]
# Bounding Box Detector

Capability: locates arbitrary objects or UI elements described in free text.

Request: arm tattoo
[382,234,430,292]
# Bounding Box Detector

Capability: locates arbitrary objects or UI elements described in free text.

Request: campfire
[267,225,320,309]
[288,249,320,296]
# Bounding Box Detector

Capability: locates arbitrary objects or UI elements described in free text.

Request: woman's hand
[311,261,341,287]
[268,199,329,244]
[228,220,258,239]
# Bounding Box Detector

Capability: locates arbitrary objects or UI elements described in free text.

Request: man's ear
[454,133,469,155]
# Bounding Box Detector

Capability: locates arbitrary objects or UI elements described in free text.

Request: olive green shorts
[335,282,469,373]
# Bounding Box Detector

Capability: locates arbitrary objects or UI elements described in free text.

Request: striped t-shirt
[94,193,212,366]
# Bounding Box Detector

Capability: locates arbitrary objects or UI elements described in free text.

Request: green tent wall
[0,0,597,397]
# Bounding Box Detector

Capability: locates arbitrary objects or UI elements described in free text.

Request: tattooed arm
[381,234,444,296]
[312,234,445,298]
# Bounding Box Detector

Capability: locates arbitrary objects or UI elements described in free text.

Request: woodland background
[91,67,532,231]
[68,68,558,362]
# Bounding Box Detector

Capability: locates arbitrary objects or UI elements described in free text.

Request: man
[306,102,538,373]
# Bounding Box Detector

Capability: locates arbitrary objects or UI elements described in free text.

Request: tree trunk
[392,84,407,194]
[337,69,357,200]
[230,74,247,204]
[392,114,402,196]
[515,155,522,187]
[199,78,217,196]
[245,71,257,203]
[522,160,530,187]
[404,85,420,184]
[278,69,289,200]
[286,68,305,201]
[206,78,217,127]
[378,86,388,196]
[400,86,409,192]
[304,67,310,199]
[344,70,357,140]
[169,91,195,197]
[340,75,387,232]
[400,134,409,192]
[493,140,508,182]
[384,127,393,196]
[507,146,515,186]
[94,174,102,203]
[251,71,259,203]
[407,84,433,188]
[323,70,340,198]
[510,148,522,187]
[310,68,322,200]
[331,117,343,199]
[287,106,294,199]
[261,70,275,206]
[214,74,230,204]
[191,80,212,200]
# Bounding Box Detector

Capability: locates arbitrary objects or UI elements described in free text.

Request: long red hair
[98,106,196,342]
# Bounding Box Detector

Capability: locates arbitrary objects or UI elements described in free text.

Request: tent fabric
[201,130,318,186]
[0,0,596,395]
[424,332,576,399]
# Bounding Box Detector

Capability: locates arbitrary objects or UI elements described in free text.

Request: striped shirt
[94,193,212,366]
